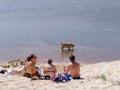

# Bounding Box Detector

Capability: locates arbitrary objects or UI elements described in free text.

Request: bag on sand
[52,74,68,83]
[0,70,7,74]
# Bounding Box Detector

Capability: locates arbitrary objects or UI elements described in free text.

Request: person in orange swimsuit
[25,54,39,77]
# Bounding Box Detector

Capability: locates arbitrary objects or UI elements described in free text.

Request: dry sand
[0,60,120,90]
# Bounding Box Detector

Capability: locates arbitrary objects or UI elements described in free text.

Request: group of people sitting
[1,54,81,81]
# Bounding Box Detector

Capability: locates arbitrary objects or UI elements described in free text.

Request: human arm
[54,65,57,73]
[43,66,46,74]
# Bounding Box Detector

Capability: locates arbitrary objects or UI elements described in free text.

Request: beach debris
[1,59,25,68]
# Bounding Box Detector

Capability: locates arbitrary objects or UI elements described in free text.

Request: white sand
[0,60,120,90]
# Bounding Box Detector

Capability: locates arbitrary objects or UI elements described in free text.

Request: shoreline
[0,41,120,64]
[1,58,119,65]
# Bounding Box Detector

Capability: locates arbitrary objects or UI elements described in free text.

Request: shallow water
[0,0,120,63]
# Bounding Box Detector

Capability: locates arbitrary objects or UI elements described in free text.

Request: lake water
[0,0,120,63]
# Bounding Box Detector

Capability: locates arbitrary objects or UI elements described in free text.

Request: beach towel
[65,74,83,80]
[31,75,51,80]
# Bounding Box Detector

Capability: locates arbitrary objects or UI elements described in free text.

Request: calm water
[0,0,120,63]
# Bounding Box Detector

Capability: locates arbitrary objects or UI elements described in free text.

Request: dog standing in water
[60,41,75,50]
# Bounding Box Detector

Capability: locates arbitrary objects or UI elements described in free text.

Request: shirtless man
[43,59,57,79]
[64,55,80,79]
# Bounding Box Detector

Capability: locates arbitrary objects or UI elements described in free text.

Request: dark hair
[30,54,37,59]
[47,58,53,65]
[69,55,75,62]
[26,54,37,62]
[26,56,31,62]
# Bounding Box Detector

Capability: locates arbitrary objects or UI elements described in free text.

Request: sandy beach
[0,60,120,90]
[0,0,120,90]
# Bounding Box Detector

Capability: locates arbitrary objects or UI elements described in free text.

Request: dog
[60,41,75,50]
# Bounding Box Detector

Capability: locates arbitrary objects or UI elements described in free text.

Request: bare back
[66,62,80,78]
[44,64,57,78]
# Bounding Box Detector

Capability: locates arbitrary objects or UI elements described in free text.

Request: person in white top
[7,61,25,76]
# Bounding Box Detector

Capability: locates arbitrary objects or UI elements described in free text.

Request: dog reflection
[60,50,74,58]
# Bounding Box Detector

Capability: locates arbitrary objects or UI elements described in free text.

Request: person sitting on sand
[25,54,39,77]
[63,55,81,79]
[9,61,25,74]
[43,58,57,79]
[5,61,25,76]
